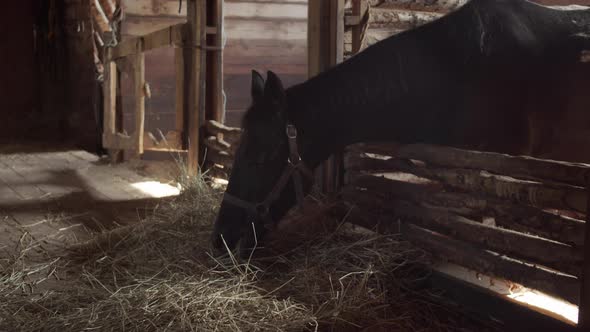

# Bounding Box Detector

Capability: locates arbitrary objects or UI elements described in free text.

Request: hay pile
[0,175,495,331]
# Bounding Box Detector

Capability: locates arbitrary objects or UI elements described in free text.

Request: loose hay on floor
[0,175,497,332]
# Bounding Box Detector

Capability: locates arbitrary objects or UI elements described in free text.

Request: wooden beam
[397,144,590,187]
[101,52,121,162]
[133,44,145,158]
[143,131,184,152]
[403,201,581,276]
[402,224,580,305]
[333,204,581,304]
[307,1,322,78]
[351,0,363,53]
[187,0,206,175]
[206,0,225,125]
[329,0,345,66]
[109,24,186,60]
[347,153,589,214]
[346,174,586,246]
[175,46,186,143]
[103,132,136,150]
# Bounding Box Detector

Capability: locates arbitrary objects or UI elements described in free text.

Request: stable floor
[0,144,180,253]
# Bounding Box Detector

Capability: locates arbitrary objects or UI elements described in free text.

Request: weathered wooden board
[346,171,586,247]
[397,144,590,187]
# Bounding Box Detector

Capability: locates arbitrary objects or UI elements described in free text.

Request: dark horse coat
[212,0,590,253]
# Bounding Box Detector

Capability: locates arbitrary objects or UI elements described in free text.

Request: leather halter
[222,123,314,224]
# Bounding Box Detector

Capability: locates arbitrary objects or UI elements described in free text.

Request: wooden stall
[342,143,589,321]
[203,1,590,329]
[99,0,224,175]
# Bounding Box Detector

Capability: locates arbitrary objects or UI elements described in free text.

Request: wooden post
[175,46,185,139]
[308,0,345,194]
[351,0,362,53]
[102,49,119,161]
[132,40,145,158]
[329,0,344,66]
[186,0,206,175]
[206,0,224,126]
[579,177,590,330]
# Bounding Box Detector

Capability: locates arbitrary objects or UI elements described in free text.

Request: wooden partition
[343,142,590,328]
[102,0,224,175]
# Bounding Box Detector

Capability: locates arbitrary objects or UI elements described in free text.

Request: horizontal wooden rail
[331,203,580,304]
[144,131,184,152]
[403,224,580,305]
[348,174,586,247]
[346,153,588,214]
[204,136,236,156]
[108,24,186,60]
[346,190,582,276]
[397,144,590,187]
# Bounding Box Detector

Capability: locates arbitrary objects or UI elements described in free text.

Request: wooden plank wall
[119,0,308,132]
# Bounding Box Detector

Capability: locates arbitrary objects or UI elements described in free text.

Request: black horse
[212,0,590,255]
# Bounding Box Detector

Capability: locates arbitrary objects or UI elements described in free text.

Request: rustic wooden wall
[0,0,36,141]
[120,0,308,131]
[0,0,100,149]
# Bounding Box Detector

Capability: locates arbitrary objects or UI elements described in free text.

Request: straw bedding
[0,175,498,331]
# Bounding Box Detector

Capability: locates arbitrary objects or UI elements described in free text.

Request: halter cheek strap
[222,123,314,225]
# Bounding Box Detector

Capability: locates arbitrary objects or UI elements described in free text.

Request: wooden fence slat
[204,136,235,156]
[347,154,589,214]
[397,144,590,187]
[343,186,583,276]
[402,224,580,305]
[331,203,581,304]
[348,174,586,247]
[400,201,581,276]
[205,120,242,145]
[347,142,400,156]
[419,165,587,214]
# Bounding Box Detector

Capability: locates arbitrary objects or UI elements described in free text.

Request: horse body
[213,0,590,254]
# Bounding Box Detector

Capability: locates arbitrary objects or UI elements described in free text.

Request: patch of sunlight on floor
[508,290,578,324]
[131,181,181,198]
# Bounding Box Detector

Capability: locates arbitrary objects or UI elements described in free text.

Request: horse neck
[285,59,401,169]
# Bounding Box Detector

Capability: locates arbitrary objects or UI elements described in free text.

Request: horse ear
[251,70,265,103]
[264,71,286,106]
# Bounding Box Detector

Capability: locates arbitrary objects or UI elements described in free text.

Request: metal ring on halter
[286,124,298,139]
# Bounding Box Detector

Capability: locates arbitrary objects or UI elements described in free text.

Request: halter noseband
[222,123,314,225]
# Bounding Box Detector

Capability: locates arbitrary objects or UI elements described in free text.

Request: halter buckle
[286,124,298,139]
